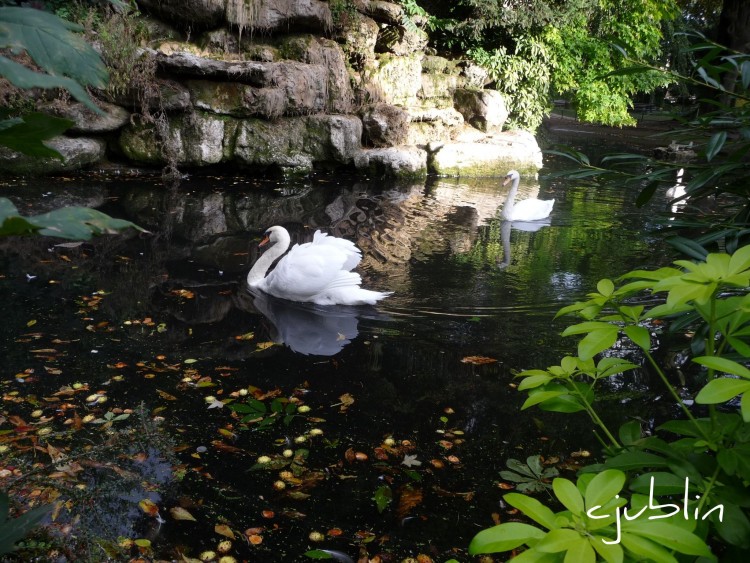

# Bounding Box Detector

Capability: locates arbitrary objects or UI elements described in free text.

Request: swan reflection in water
[240,287,371,356]
[497,218,552,270]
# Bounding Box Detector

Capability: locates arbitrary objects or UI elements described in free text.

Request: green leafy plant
[0,6,107,111]
[0,492,51,556]
[500,455,559,493]
[470,470,712,561]
[0,197,144,240]
[227,397,302,430]
[471,244,750,558]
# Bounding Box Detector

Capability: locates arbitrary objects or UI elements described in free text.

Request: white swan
[246,226,391,305]
[501,170,555,222]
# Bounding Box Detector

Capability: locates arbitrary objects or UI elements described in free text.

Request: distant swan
[246,226,391,306]
[501,170,555,222]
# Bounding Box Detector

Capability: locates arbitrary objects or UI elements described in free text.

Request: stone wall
[0,0,543,178]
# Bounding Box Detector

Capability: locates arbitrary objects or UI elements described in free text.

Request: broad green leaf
[705,130,727,161]
[590,535,624,563]
[30,207,141,240]
[619,533,677,563]
[561,321,615,336]
[618,421,642,446]
[563,536,596,563]
[521,390,566,410]
[372,485,392,513]
[694,378,750,404]
[304,550,334,559]
[624,325,650,352]
[728,245,750,274]
[469,522,546,554]
[585,470,626,510]
[693,356,750,379]
[518,374,552,390]
[629,472,690,496]
[603,451,668,471]
[0,113,73,158]
[505,493,557,530]
[0,56,100,111]
[597,279,615,296]
[534,528,582,553]
[623,521,712,556]
[553,478,584,514]
[578,326,619,361]
[0,7,108,87]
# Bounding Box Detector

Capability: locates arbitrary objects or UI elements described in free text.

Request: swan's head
[503,170,520,186]
[259,225,287,248]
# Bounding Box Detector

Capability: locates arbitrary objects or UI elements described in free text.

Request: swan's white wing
[260,243,351,301]
[513,198,555,221]
[310,230,362,271]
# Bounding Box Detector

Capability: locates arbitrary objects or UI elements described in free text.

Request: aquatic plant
[471,244,750,559]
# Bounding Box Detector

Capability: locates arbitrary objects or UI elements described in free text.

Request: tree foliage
[421,0,681,129]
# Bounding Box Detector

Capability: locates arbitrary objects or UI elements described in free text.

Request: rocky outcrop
[0,137,106,175]
[0,1,543,179]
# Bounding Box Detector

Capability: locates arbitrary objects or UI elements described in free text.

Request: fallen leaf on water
[337,393,355,412]
[395,485,423,519]
[139,499,159,517]
[234,332,255,341]
[461,355,498,365]
[215,524,235,539]
[402,454,421,468]
[156,389,177,401]
[255,341,276,351]
[170,506,196,521]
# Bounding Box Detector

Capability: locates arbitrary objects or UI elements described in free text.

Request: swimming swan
[501,170,555,222]
[246,226,391,305]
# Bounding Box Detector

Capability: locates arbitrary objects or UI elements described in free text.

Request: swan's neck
[247,232,290,286]
[501,177,519,220]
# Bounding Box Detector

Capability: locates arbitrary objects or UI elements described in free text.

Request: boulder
[104,77,191,113]
[454,89,509,133]
[419,71,459,102]
[355,0,403,25]
[460,62,490,89]
[333,11,379,66]
[0,137,106,175]
[136,0,225,29]
[428,130,543,177]
[361,103,409,147]
[405,108,464,145]
[226,0,332,33]
[234,115,362,174]
[42,101,131,134]
[376,24,428,56]
[277,35,354,114]
[354,146,427,179]
[119,112,236,166]
[363,54,422,106]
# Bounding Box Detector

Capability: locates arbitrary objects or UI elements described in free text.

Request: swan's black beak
[502,175,512,186]
[259,234,270,248]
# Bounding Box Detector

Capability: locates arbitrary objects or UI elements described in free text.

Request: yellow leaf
[234,332,255,341]
[27,320,37,327]
[138,499,159,517]
[215,523,235,539]
[134,538,151,548]
[255,342,276,351]
[170,506,197,522]
[184,358,198,364]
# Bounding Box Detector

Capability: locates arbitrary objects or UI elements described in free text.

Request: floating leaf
[215,524,235,539]
[170,506,196,522]
[138,499,159,517]
[461,355,498,365]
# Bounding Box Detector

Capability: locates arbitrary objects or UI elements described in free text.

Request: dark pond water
[0,128,689,562]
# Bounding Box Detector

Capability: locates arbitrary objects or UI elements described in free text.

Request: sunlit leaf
[215,524,235,538]
[169,506,196,522]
